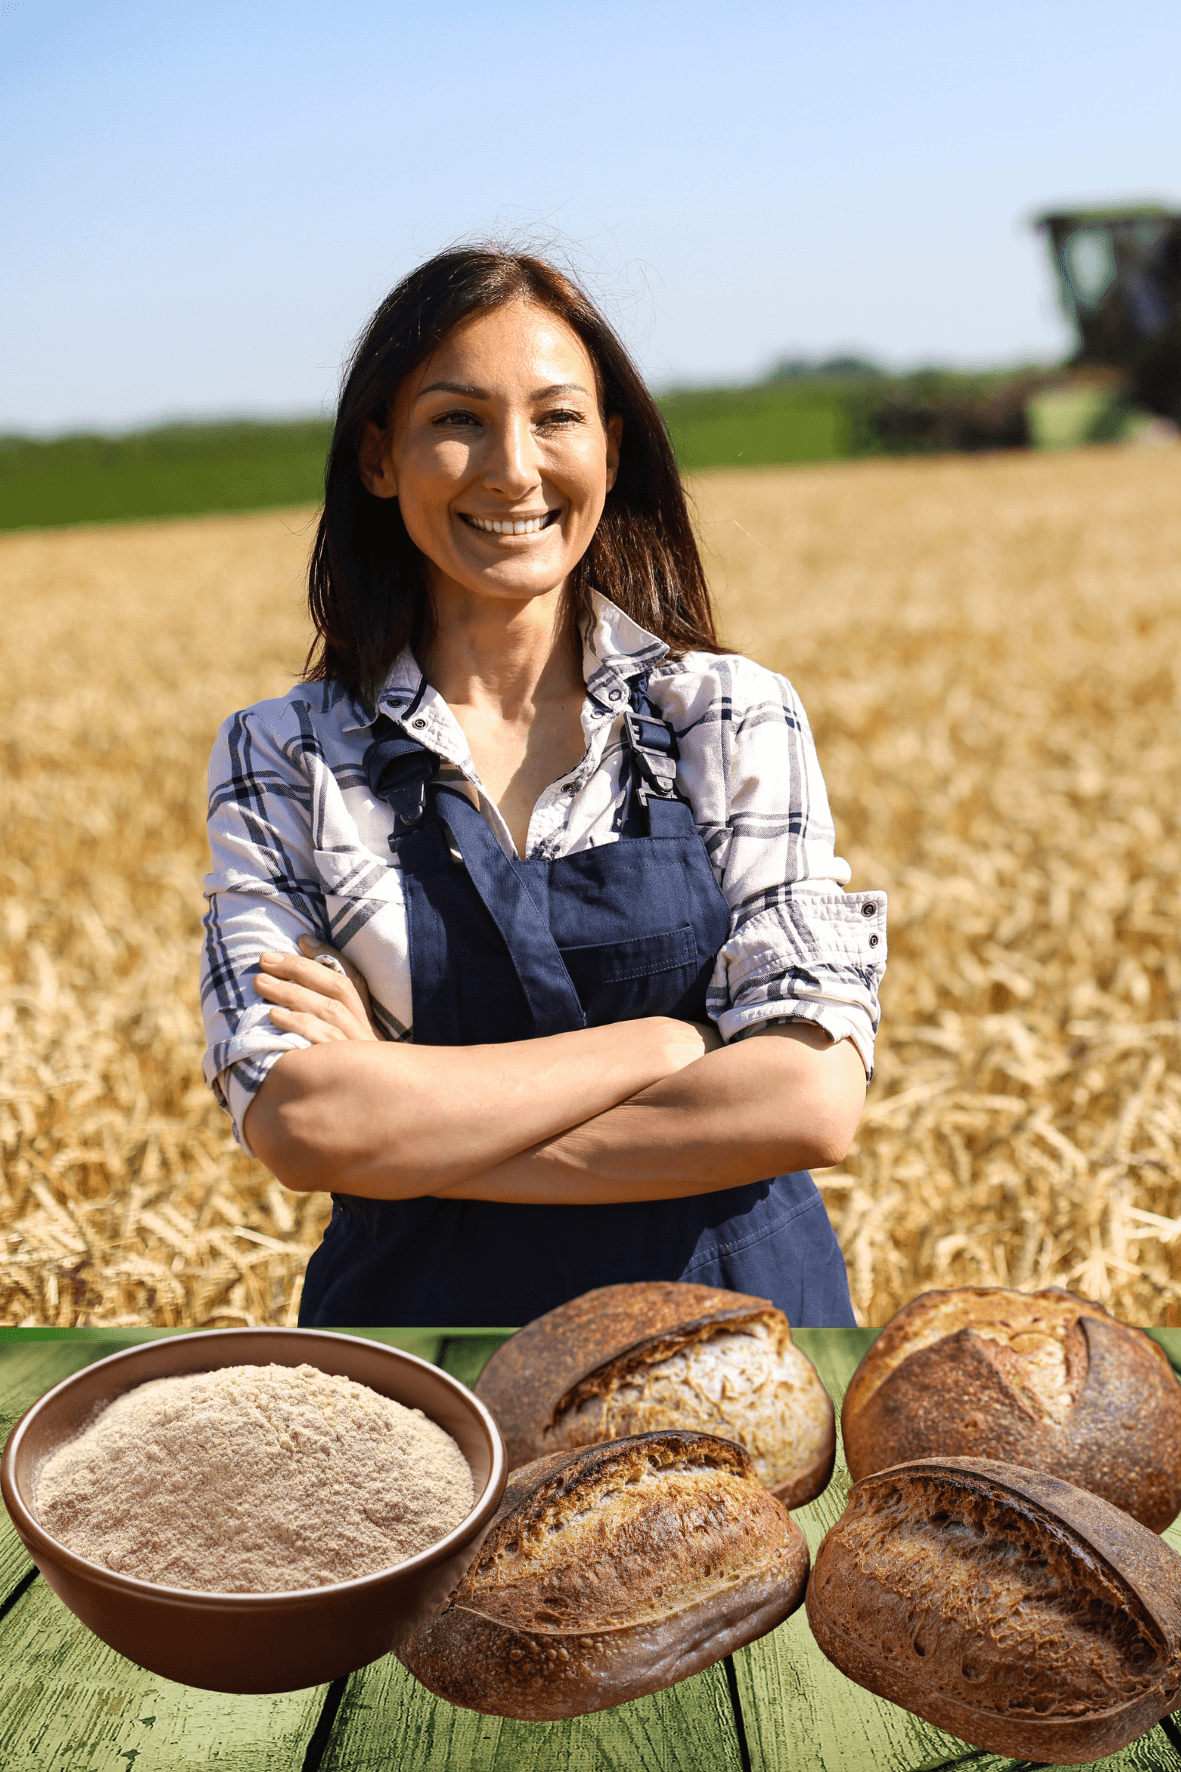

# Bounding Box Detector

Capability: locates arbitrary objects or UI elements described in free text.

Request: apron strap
[364,716,436,836]
[362,715,586,1037]
[432,786,586,1035]
[621,674,698,838]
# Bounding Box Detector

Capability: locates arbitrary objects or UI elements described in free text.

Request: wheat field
[1,445,1178,1327]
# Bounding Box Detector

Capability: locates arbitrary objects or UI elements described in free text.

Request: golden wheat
[1,445,1178,1326]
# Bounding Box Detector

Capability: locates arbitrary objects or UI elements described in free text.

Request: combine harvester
[1030,202,1181,445]
[865,202,1181,454]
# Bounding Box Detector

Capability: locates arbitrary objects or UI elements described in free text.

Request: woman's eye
[432,410,482,429]
[538,408,585,429]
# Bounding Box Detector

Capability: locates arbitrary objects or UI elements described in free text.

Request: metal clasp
[623,709,680,797]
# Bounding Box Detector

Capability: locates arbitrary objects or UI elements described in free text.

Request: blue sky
[3,0,1179,431]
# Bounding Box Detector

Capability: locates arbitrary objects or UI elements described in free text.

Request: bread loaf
[806,1456,1181,1764]
[840,1286,1181,1529]
[397,1429,809,1719]
[474,1282,835,1507]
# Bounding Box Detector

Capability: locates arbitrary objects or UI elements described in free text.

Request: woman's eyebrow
[414,379,591,401]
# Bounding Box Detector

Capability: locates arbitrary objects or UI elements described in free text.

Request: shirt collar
[341,591,669,736]
[581,590,669,709]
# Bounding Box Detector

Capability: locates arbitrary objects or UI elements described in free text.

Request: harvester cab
[1036,204,1181,423]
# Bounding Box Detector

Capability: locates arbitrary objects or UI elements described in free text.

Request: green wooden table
[3,1326,1181,1772]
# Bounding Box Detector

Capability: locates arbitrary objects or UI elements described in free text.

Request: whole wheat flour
[34,1362,475,1592]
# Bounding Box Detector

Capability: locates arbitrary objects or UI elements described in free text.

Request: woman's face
[360,300,621,614]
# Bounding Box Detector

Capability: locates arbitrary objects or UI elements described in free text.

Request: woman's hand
[253,936,380,1044]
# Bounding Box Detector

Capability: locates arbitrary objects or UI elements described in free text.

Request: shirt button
[563,782,577,794]
[412,718,426,729]
[869,933,879,947]
[608,688,624,702]
[861,902,876,916]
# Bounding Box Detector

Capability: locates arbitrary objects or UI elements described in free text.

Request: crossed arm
[242,941,867,1205]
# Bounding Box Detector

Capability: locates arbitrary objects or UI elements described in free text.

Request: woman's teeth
[466,513,554,535]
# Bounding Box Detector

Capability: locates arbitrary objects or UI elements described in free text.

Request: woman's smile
[460,510,562,536]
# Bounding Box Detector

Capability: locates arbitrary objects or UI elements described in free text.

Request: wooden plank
[922,1725,1181,1771]
[327,1328,447,1361]
[792,1327,876,1401]
[0,1573,329,1772]
[318,1650,744,1772]
[1026,1730,1181,1772]
[733,1595,994,1772]
[438,1333,514,1391]
[0,1343,116,1432]
[736,1328,975,1771]
[1,1343,121,1607]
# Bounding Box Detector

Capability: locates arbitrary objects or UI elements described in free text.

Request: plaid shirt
[201,592,886,1148]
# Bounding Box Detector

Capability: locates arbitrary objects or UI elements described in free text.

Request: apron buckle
[623,709,680,798]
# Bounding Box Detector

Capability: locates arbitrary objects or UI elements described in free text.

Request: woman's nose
[483,414,541,495]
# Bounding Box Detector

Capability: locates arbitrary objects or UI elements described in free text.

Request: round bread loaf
[840,1286,1181,1529]
[397,1429,809,1719]
[806,1456,1181,1764]
[473,1281,835,1507]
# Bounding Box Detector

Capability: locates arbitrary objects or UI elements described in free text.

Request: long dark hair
[304,248,719,700]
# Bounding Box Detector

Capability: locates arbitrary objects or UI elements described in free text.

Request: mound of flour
[34,1362,475,1593]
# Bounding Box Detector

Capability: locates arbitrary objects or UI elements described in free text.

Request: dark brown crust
[806,1456,1181,1764]
[473,1282,834,1509]
[474,1282,777,1468]
[841,1291,1181,1529]
[841,1285,1123,1421]
[398,1430,810,1719]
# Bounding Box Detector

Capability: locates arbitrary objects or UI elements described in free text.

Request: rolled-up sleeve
[690,658,886,1076]
[200,702,329,1149]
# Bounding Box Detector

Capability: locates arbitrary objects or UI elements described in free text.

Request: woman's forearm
[433,1024,867,1205]
[243,1016,711,1196]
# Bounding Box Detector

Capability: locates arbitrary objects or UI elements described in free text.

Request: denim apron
[299,677,855,1328]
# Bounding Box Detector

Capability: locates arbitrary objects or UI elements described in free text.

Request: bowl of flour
[0,1329,507,1693]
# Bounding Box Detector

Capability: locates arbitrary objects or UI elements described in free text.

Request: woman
[200,247,886,1328]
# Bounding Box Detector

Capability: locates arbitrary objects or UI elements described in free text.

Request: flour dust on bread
[473,1282,835,1508]
[397,1430,809,1719]
[840,1286,1181,1530]
[807,1457,1181,1764]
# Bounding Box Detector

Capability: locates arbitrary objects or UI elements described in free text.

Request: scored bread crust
[840,1287,1181,1529]
[473,1281,835,1507]
[397,1430,810,1720]
[806,1456,1181,1765]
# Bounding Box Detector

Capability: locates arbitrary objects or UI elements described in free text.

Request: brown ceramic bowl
[0,1328,507,1694]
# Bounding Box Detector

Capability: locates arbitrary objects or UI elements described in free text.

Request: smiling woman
[199,247,885,1330]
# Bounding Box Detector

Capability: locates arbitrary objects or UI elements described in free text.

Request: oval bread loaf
[474,1281,835,1507]
[840,1286,1181,1529]
[806,1456,1181,1764]
[397,1429,809,1719]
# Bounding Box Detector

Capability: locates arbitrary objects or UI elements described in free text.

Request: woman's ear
[605,414,622,493]
[358,421,398,499]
